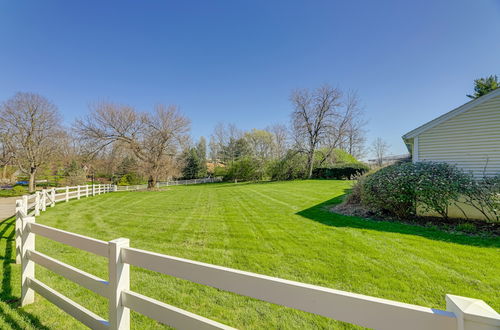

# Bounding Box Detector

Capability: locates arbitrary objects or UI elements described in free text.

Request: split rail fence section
[14,184,500,330]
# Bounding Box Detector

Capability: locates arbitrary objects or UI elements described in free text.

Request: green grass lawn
[0,180,498,329]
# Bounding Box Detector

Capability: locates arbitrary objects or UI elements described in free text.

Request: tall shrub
[361,162,418,218]
[462,175,500,222]
[225,157,259,182]
[268,152,308,181]
[412,162,472,219]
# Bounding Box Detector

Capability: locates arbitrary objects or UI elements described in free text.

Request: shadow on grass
[0,217,50,330]
[296,191,500,248]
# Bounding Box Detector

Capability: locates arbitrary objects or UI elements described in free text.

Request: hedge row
[312,163,370,180]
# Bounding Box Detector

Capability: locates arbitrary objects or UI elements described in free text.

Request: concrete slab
[0,197,18,220]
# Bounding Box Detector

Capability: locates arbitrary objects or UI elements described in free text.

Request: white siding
[417,93,500,178]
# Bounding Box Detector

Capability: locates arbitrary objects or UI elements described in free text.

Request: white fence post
[65,186,69,202]
[34,191,40,216]
[86,185,89,197]
[22,195,28,214]
[446,294,500,330]
[51,188,55,207]
[15,200,23,264]
[77,185,81,200]
[21,216,35,306]
[109,238,130,330]
[41,189,46,212]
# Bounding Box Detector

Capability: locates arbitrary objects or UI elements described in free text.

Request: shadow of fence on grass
[0,217,50,330]
[296,191,500,248]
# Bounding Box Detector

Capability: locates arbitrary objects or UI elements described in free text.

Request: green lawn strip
[0,180,496,329]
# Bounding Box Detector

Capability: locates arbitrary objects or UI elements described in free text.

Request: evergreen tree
[196,137,208,177]
[182,148,202,179]
[467,75,499,99]
[117,156,138,177]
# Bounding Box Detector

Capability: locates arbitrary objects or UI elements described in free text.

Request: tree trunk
[29,167,37,193]
[307,151,315,179]
[147,175,157,189]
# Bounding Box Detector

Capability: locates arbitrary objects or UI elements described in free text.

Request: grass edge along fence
[14,184,500,330]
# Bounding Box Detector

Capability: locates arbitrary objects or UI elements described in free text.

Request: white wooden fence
[13,185,500,330]
[157,177,223,187]
[115,177,223,191]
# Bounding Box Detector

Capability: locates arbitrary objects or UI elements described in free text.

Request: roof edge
[402,88,500,139]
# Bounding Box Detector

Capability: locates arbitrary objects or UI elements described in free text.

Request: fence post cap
[446,294,500,327]
[109,237,130,245]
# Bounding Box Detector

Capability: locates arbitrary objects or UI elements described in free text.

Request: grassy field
[0,180,498,329]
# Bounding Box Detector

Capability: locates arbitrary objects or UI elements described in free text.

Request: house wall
[417,93,500,178]
[417,199,492,221]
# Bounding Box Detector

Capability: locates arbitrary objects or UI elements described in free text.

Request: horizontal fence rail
[28,277,109,330]
[28,250,109,297]
[121,290,234,330]
[13,182,500,330]
[121,247,459,330]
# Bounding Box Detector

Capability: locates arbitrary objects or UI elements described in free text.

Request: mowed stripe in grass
[0,180,497,329]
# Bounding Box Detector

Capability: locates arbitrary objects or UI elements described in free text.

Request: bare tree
[75,102,190,189]
[315,91,367,166]
[371,137,390,167]
[341,92,367,158]
[291,85,343,178]
[0,92,62,192]
[244,129,275,161]
[266,123,289,159]
[0,131,14,182]
[209,122,242,163]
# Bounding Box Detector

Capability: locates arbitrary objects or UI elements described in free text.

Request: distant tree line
[0,85,370,191]
[9,75,497,191]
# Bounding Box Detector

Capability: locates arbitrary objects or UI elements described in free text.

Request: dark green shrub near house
[462,175,500,222]
[361,162,419,218]
[411,162,472,219]
[312,163,369,180]
[359,161,500,221]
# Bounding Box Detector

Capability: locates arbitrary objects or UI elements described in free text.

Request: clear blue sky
[1,1,499,157]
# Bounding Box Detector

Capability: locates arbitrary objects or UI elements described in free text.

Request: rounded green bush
[361,162,418,218]
[12,185,27,194]
[361,162,473,219]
